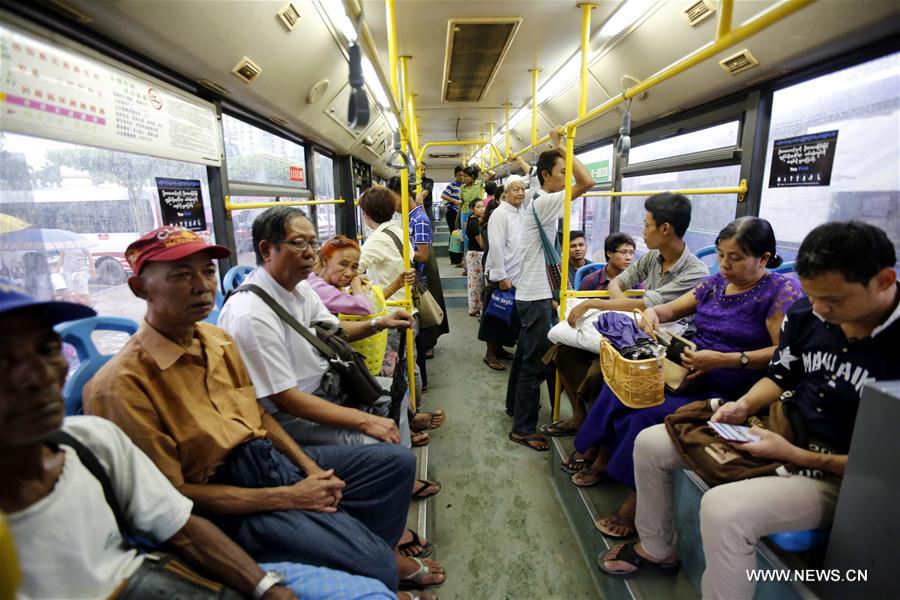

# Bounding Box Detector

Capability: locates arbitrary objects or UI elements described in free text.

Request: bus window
[577,144,614,259]
[0,131,213,343]
[629,121,740,165]
[619,165,742,258]
[760,52,900,262]
[229,197,313,267]
[222,114,307,189]
[313,151,336,240]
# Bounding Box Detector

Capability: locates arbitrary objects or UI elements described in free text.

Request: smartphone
[708,421,761,443]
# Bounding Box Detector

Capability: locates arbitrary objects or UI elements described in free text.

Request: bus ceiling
[15,0,900,180]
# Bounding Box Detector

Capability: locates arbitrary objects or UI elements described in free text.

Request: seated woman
[541,232,641,435]
[566,217,803,539]
[309,234,413,316]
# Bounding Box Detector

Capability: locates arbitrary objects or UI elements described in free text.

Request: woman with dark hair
[566,217,803,538]
[465,199,486,316]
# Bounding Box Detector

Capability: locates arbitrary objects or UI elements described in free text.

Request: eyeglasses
[614,250,636,256]
[275,239,320,251]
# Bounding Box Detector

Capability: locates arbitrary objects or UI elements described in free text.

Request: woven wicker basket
[339,285,388,376]
[599,335,666,409]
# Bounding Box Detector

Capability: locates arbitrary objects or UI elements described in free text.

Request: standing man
[420,169,435,223]
[507,129,595,451]
[567,230,593,289]
[440,166,464,235]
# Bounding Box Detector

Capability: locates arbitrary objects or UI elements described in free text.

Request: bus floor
[422,306,599,599]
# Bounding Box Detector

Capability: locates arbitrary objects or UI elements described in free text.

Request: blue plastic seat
[772,261,796,274]
[223,265,254,294]
[202,290,225,325]
[767,528,830,552]
[696,244,719,274]
[573,262,606,290]
[55,315,139,415]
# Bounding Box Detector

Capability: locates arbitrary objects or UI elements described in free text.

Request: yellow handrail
[582,180,748,200]
[564,290,646,299]
[225,198,345,215]
[529,68,540,148]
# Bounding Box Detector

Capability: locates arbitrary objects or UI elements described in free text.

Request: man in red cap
[84,227,445,594]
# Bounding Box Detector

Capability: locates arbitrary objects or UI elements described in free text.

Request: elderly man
[0,278,399,600]
[600,222,899,599]
[84,227,445,593]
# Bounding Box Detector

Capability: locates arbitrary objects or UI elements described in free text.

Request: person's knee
[700,486,746,538]
[634,424,673,468]
[379,443,417,480]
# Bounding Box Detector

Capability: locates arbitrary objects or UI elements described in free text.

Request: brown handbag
[633,310,696,393]
[664,398,797,486]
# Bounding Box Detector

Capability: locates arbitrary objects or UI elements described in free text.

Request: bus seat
[202,290,225,325]
[772,261,796,274]
[767,528,830,552]
[696,245,719,274]
[223,265,254,294]
[55,315,139,416]
[573,262,606,290]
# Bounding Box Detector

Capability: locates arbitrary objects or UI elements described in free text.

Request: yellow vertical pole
[554,3,595,423]
[717,0,734,41]
[504,102,511,159]
[488,120,495,168]
[529,68,541,148]
[386,0,400,108]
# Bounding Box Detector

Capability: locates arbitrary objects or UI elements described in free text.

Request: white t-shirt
[516,188,565,301]
[358,221,413,307]
[8,416,193,599]
[218,267,340,407]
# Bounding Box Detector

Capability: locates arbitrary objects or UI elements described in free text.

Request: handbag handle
[632,308,660,343]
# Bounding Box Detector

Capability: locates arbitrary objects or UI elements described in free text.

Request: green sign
[585,159,611,184]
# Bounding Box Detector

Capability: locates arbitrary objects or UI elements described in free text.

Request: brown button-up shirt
[84,321,267,487]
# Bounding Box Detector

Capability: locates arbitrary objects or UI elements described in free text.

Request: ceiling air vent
[681,0,716,27]
[196,79,230,96]
[428,153,462,159]
[47,0,94,24]
[232,57,262,83]
[277,2,301,32]
[442,17,522,103]
[719,49,760,76]
[268,116,290,127]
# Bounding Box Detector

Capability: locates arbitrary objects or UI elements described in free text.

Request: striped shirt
[516,188,565,302]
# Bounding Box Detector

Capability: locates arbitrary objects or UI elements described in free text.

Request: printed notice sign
[156,178,206,231]
[0,24,220,165]
[768,130,839,188]
[585,159,612,185]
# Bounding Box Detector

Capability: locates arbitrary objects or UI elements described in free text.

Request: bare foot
[398,556,446,587]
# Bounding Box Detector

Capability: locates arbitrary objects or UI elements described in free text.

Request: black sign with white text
[768,130,839,188]
[156,177,206,231]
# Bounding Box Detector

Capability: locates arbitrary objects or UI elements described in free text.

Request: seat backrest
[695,244,719,274]
[772,261,796,274]
[55,315,139,416]
[223,265,254,294]
[573,262,606,290]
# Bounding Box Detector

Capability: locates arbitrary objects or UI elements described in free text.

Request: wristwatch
[253,571,285,600]
[739,352,749,369]
[370,317,382,331]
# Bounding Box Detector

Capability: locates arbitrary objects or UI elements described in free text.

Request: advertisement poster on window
[768,130,839,188]
[0,24,220,165]
[585,159,612,185]
[156,178,206,231]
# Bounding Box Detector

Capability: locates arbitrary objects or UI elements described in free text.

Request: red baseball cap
[125,227,230,274]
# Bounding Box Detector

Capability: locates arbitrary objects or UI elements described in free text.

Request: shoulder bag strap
[531,201,560,264]
[46,430,135,541]
[383,228,405,257]
[233,284,338,361]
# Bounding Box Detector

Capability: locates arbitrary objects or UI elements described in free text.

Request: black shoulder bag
[47,431,241,599]
[234,284,385,408]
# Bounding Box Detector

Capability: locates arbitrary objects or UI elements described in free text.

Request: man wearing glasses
[219,207,414,447]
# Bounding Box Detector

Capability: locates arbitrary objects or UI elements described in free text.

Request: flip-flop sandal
[482,357,507,371]
[597,542,680,579]
[571,467,606,487]
[399,529,434,558]
[411,432,430,447]
[560,454,588,474]
[595,510,637,539]
[398,592,438,600]
[412,479,442,500]
[399,557,446,590]
[540,419,579,437]
[508,432,549,452]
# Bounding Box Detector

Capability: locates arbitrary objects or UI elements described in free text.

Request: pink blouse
[306,272,374,315]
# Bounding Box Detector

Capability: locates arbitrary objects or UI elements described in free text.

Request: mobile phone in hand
[708,421,761,443]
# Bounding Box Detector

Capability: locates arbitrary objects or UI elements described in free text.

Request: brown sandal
[483,357,506,371]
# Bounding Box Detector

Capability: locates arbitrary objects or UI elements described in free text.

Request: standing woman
[465,199,486,316]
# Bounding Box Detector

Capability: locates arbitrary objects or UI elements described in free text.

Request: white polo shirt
[219,267,339,410]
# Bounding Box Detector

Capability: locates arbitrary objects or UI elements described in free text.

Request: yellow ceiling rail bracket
[717,0,735,40]
[529,68,541,148]
[737,178,748,202]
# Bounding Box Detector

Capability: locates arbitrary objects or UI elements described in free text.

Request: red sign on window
[289,166,305,182]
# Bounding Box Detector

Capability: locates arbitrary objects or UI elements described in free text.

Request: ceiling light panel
[442,18,522,103]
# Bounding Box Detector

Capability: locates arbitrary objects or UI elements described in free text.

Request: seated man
[600,221,899,599]
[578,232,638,291]
[83,228,445,593]
[543,194,708,437]
[218,207,426,450]
[0,279,396,600]
[566,230,593,289]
